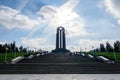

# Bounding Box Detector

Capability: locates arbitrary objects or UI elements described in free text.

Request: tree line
[93,41,120,52]
[0,41,27,53]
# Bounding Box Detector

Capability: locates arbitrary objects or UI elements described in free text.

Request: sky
[0,0,120,51]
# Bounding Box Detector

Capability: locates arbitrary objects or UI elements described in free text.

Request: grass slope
[88,52,120,62]
[0,52,28,63]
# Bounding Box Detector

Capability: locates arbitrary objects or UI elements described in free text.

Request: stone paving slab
[0,74,120,80]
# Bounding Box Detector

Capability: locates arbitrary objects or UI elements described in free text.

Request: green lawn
[87,52,120,62]
[0,52,29,63]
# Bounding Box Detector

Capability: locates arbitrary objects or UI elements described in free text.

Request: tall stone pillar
[56,26,66,49]
[52,26,70,53]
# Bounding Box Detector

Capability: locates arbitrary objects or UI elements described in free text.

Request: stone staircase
[0,53,120,74]
[19,53,101,63]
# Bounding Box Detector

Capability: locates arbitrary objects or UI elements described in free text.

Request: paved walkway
[0,74,120,80]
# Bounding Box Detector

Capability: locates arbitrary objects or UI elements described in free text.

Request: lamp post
[84,48,86,52]
[27,47,29,54]
[4,47,8,63]
[92,46,94,56]
[80,47,81,53]
[113,44,118,62]
[113,49,117,62]
[34,48,36,54]
[118,43,120,52]
[70,47,74,52]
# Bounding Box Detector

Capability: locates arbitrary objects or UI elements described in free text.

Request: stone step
[0,63,120,74]
[19,53,102,63]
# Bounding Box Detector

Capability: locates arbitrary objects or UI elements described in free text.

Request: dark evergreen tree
[11,41,16,53]
[114,41,120,52]
[19,46,23,52]
[106,41,113,52]
[23,48,27,53]
[94,48,99,52]
[0,42,28,53]
[100,43,106,52]
[15,47,19,52]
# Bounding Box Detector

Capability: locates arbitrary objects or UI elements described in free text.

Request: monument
[52,26,70,53]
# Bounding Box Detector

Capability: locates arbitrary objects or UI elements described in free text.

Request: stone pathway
[0,74,120,80]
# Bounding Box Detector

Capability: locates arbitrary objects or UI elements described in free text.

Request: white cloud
[79,39,117,51]
[21,37,54,51]
[60,0,79,11]
[0,41,6,45]
[0,0,88,38]
[22,0,88,50]
[21,37,46,48]
[18,0,29,11]
[0,0,89,49]
[0,5,41,30]
[38,6,57,20]
[64,20,88,37]
[103,0,120,25]
[97,0,104,9]
[37,0,88,38]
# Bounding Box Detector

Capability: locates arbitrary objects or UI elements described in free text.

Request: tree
[23,48,27,53]
[0,42,28,53]
[93,48,99,52]
[19,46,23,52]
[15,47,19,52]
[114,41,120,52]
[0,44,3,53]
[106,41,113,52]
[11,41,16,53]
[2,43,8,53]
[100,43,105,52]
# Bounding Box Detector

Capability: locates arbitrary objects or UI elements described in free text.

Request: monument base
[52,48,70,53]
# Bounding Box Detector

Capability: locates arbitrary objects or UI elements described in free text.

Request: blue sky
[0,0,120,51]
